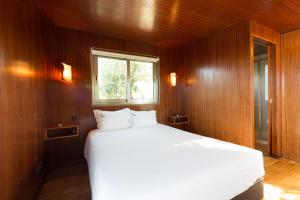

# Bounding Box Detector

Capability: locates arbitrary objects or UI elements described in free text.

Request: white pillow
[93,108,131,131]
[131,110,158,128]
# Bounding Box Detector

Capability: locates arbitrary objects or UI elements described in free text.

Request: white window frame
[91,48,160,106]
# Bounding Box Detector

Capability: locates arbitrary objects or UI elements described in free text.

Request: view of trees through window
[130,61,154,100]
[98,57,127,99]
[97,57,155,102]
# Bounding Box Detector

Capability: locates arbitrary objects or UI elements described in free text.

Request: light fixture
[170,72,176,86]
[62,62,72,81]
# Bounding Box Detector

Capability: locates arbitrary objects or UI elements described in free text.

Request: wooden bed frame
[232,178,264,200]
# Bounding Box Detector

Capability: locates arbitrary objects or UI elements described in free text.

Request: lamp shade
[170,72,176,86]
[62,63,72,81]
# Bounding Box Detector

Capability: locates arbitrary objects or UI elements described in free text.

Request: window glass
[98,57,127,100]
[130,61,154,100]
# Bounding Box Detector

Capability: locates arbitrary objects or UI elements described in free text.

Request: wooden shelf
[45,123,79,140]
[168,115,189,125]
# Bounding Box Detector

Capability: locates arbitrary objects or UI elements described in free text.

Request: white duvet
[84,124,264,200]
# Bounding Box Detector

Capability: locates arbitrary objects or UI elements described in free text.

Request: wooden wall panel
[0,0,47,199]
[43,24,184,164]
[281,29,300,162]
[182,21,282,151]
[182,22,252,147]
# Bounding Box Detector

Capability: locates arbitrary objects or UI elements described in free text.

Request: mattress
[84,124,265,200]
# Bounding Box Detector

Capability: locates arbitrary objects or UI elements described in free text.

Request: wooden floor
[263,157,300,200]
[39,164,91,200]
[39,157,300,200]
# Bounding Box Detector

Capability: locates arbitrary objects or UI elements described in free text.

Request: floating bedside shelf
[168,114,189,125]
[45,123,79,140]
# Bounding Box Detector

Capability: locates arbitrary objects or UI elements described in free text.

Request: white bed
[84,124,265,200]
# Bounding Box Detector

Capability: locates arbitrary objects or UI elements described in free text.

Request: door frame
[250,34,281,157]
[249,21,282,158]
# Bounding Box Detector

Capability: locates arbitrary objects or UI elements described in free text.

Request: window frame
[91,49,160,106]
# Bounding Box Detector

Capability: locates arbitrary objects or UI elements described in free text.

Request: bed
[84,124,265,200]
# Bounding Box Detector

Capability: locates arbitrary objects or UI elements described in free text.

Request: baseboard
[270,153,283,159]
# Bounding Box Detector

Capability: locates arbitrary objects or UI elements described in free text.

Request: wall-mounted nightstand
[168,114,189,130]
[45,123,82,170]
[168,114,189,125]
[45,123,79,140]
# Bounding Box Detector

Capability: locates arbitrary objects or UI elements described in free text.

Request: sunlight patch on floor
[264,183,300,200]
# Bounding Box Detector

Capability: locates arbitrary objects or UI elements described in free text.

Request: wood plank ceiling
[36,0,300,47]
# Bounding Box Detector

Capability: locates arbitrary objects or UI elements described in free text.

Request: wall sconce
[170,72,176,86]
[62,62,72,81]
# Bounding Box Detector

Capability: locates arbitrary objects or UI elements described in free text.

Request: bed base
[232,178,264,200]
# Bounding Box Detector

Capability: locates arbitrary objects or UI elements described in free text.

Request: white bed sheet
[84,124,264,200]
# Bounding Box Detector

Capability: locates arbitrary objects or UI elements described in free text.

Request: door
[254,41,270,156]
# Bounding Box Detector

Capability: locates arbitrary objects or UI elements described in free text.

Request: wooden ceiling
[36,0,300,47]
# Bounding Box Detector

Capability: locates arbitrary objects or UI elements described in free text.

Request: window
[91,49,159,105]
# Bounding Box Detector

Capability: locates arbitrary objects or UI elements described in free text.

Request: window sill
[92,101,160,107]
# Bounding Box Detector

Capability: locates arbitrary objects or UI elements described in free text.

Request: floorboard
[263,157,300,200]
